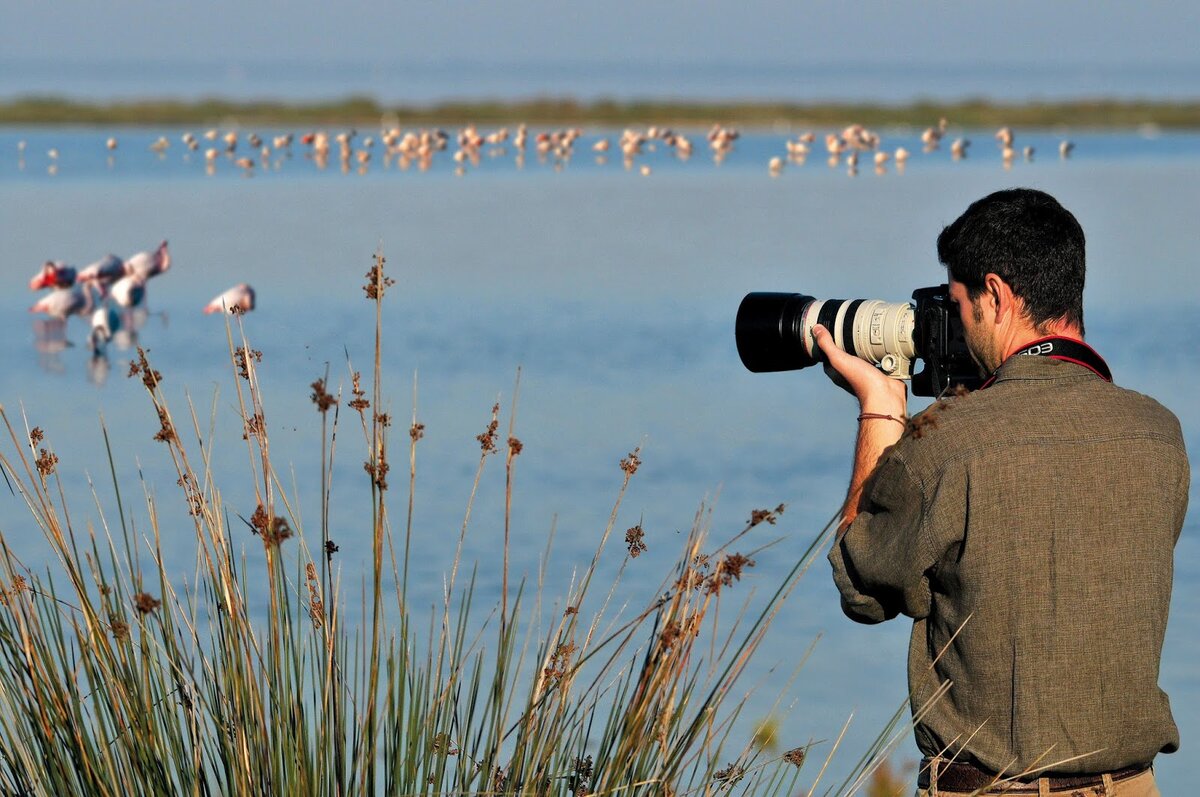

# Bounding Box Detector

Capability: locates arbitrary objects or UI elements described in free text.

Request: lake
[1,125,1198,792]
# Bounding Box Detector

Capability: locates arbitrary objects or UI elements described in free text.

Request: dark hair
[937,188,1085,332]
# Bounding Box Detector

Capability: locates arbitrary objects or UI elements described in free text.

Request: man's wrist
[857,412,906,427]
[859,401,908,418]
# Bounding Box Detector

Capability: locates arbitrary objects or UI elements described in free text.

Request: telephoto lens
[735,292,917,378]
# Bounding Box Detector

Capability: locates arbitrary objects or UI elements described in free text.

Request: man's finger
[812,324,844,363]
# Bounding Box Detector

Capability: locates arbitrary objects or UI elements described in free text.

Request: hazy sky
[2,1,1197,101]
[4,1,1196,65]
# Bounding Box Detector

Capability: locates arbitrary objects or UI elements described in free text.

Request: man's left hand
[812,324,908,415]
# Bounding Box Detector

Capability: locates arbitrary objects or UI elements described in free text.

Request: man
[818,189,1188,796]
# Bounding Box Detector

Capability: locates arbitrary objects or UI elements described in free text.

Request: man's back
[830,355,1189,774]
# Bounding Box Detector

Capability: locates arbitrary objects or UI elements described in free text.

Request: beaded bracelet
[857,412,907,426]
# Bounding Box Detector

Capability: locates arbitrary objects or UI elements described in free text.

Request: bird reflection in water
[31,307,166,385]
[32,318,71,375]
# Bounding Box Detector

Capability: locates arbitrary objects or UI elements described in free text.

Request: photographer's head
[939,189,1086,372]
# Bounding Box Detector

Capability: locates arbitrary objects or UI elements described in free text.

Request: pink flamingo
[124,240,171,281]
[77,254,125,289]
[203,283,255,314]
[29,261,78,291]
[30,284,97,320]
[110,274,147,309]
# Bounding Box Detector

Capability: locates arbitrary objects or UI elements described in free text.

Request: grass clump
[0,249,847,795]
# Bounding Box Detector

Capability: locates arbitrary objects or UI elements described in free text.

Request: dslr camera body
[735,285,983,397]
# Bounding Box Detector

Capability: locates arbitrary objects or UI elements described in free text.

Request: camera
[735,285,983,397]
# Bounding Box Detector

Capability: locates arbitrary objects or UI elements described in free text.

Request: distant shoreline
[3,95,1200,129]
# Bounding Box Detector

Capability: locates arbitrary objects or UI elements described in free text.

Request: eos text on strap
[979,336,1112,390]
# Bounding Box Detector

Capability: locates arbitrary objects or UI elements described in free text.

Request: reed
[0,249,892,795]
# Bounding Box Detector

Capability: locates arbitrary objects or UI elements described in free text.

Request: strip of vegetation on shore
[3,95,1200,129]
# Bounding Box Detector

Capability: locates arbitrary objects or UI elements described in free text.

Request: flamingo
[204,284,255,314]
[88,304,121,354]
[30,284,96,320]
[109,274,147,309]
[29,261,78,290]
[76,253,125,288]
[124,240,171,281]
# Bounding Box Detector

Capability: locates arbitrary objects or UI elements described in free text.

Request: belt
[917,758,1150,794]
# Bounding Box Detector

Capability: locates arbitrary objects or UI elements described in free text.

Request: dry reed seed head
[363,457,390,490]
[660,620,681,650]
[563,605,578,616]
[109,619,130,641]
[153,406,176,443]
[128,347,163,391]
[28,427,43,446]
[674,553,712,591]
[348,372,370,413]
[783,747,807,768]
[568,754,594,797]
[543,640,577,682]
[624,524,647,558]
[233,346,262,380]
[507,435,523,456]
[713,764,745,785]
[249,503,270,535]
[705,552,756,594]
[310,378,337,413]
[373,411,391,428]
[10,575,26,594]
[242,411,265,440]
[262,516,293,547]
[134,592,161,615]
[476,403,500,454]
[748,503,787,527]
[659,615,703,651]
[35,448,58,477]
[324,539,339,560]
[306,575,324,628]
[430,733,459,755]
[409,421,425,442]
[619,448,642,476]
[362,254,396,300]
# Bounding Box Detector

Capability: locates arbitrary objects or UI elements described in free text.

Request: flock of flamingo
[18,117,1074,383]
[16,118,1075,178]
[27,240,255,382]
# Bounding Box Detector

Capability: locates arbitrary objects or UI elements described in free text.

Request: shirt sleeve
[827,451,937,624]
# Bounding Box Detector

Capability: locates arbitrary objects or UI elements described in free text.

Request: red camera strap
[978,336,1112,390]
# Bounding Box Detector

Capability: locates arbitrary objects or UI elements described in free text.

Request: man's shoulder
[891,371,1186,475]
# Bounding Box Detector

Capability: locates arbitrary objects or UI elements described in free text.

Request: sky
[1,1,1198,101]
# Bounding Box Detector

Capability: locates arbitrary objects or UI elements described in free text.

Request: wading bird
[204,283,256,314]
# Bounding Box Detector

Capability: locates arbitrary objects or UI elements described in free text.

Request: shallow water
[1,128,1198,791]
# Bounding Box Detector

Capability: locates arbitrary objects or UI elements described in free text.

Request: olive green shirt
[828,355,1189,775]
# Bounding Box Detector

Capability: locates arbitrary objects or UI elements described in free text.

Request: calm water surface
[1,128,1198,791]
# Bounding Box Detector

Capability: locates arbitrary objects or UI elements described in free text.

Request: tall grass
[0,251,871,795]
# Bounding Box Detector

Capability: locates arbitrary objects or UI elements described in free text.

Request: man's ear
[982,273,1017,325]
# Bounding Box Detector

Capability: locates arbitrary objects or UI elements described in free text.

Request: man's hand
[812,324,909,415]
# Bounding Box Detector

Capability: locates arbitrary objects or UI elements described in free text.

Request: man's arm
[811,324,908,532]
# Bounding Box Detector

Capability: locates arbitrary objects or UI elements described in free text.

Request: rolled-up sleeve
[828,453,936,624]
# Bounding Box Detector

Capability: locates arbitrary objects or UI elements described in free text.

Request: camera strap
[978,335,1112,390]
